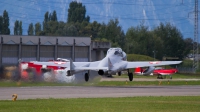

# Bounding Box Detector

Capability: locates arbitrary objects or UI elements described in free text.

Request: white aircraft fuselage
[97,48,127,75]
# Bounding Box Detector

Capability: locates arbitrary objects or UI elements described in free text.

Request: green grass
[97,81,200,86]
[0,96,200,112]
[0,81,80,87]
[0,80,199,87]
[0,73,200,87]
[114,73,200,79]
[169,73,200,79]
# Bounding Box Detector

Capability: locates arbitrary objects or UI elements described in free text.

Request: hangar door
[75,46,89,62]
[2,45,18,65]
[40,45,55,61]
[57,46,72,59]
[21,45,37,61]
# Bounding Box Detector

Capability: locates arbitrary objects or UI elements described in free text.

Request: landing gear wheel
[118,72,121,76]
[128,73,133,81]
[157,75,163,79]
[85,73,89,82]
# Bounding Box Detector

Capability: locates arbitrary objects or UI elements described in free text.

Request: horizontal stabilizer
[32,62,69,68]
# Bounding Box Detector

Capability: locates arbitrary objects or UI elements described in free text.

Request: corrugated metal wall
[75,46,89,62]
[57,46,72,59]
[40,45,55,61]
[2,45,19,64]
[0,36,111,66]
[21,45,37,61]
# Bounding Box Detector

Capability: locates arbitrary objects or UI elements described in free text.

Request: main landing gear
[118,72,121,76]
[84,73,89,82]
[128,69,133,81]
[157,75,172,79]
[157,75,163,79]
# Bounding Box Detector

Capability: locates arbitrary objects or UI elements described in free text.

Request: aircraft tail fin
[108,58,113,70]
[70,59,75,71]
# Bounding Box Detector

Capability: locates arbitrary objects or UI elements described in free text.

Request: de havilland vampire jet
[30,48,182,82]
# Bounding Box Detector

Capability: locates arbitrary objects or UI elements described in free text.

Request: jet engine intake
[98,70,104,75]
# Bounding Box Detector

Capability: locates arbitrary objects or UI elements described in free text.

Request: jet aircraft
[28,48,182,82]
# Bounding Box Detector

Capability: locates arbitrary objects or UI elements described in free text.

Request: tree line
[0,1,194,60]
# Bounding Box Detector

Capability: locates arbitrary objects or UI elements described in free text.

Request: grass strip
[0,80,199,87]
[0,96,200,112]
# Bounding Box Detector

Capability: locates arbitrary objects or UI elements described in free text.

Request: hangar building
[0,35,111,66]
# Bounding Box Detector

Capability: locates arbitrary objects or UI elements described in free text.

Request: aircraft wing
[126,61,182,69]
[31,61,101,68]
[75,67,108,71]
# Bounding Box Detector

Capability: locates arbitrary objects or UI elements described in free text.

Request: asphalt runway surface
[1,85,200,100]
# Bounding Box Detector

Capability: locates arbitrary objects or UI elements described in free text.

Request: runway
[1,86,200,100]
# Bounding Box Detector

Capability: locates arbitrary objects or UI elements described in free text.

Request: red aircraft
[153,67,178,79]
[134,67,178,79]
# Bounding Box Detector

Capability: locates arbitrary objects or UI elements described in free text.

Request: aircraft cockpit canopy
[107,48,123,56]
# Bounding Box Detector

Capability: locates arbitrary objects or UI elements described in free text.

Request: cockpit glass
[107,48,123,57]
[114,51,120,55]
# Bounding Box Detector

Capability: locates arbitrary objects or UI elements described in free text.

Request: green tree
[90,21,101,38]
[67,1,90,23]
[125,23,164,60]
[55,21,66,36]
[49,13,52,21]
[14,20,22,35]
[2,10,10,34]
[35,22,42,36]
[98,19,124,47]
[51,10,57,21]
[43,11,49,33]
[63,23,78,36]
[19,21,22,35]
[153,22,185,59]
[46,21,59,36]
[28,23,34,35]
[44,11,49,22]
[42,11,58,35]
[97,23,107,40]
[14,20,19,35]
[183,38,193,55]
